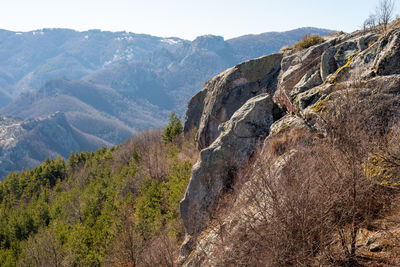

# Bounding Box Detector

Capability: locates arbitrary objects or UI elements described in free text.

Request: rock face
[180,25,400,265]
[180,94,279,264]
[185,53,283,150]
[374,29,400,76]
[181,93,278,235]
[183,89,207,133]
[277,39,334,97]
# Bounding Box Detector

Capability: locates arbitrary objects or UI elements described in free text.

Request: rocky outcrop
[277,39,334,96]
[279,29,400,114]
[181,93,278,234]
[179,94,280,263]
[180,94,277,263]
[180,25,400,265]
[374,29,400,76]
[275,31,384,110]
[184,53,283,150]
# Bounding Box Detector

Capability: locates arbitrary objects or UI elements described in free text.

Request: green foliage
[135,158,192,237]
[164,160,192,219]
[162,112,183,143]
[294,34,324,51]
[136,179,164,235]
[0,127,195,265]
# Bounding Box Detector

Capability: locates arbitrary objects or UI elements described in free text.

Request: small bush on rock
[294,34,324,51]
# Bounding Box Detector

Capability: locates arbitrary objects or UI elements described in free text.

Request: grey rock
[278,31,381,104]
[268,114,306,136]
[375,29,400,75]
[184,89,207,134]
[295,83,333,110]
[290,69,323,98]
[184,53,283,150]
[275,30,395,114]
[277,39,334,93]
[180,94,277,236]
[320,47,338,81]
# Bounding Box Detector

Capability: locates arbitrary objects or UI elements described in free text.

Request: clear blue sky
[0,0,399,40]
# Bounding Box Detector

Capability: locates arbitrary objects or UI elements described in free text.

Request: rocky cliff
[180,23,400,265]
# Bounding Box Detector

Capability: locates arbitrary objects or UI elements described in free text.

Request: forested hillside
[0,114,197,266]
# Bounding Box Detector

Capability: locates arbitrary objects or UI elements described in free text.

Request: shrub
[294,34,324,51]
[279,45,293,52]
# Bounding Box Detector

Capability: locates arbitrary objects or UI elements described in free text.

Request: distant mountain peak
[192,34,226,51]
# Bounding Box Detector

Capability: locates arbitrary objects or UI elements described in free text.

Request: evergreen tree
[162,112,183,143]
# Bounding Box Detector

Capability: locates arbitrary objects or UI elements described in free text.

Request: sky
[0,0,399,40]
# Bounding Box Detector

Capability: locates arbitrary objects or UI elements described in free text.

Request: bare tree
[363,14,377,31]
[18,227,65,267]
[376,0,395,31]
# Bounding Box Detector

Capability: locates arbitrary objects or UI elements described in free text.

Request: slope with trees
[0,115,197,266]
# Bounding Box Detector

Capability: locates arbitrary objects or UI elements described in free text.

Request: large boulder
[374,28,400,76]
[276,39,335,95]
[184,53,283,150]
[180,93,278,236]
[320,32,378,83]
[320,46,338,81]
[323,29,400,84]
[275,31,381,109]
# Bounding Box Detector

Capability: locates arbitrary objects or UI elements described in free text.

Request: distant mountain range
[0,27,335,177]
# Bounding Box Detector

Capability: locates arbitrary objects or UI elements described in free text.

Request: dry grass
[279,45,293,52]
[294,34,325,51]
[267,126,309,156]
